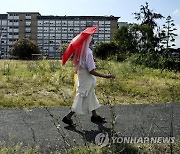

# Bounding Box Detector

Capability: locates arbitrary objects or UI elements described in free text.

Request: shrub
[94,42,119,60]
[59,43,69,56]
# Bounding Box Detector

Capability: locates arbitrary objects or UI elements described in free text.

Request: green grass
[1,142,179,154]
[0,59,179,108]
[69,143,180,154]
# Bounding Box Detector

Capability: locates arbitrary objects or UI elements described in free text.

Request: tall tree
[134,2,164,29]
[134,2,164,50]
[161,15,177,49]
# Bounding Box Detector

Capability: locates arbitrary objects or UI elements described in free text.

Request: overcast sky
[1,0,180,48]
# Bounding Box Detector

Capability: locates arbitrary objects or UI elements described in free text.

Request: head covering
[62,26,98,65]
[73,35,92,70]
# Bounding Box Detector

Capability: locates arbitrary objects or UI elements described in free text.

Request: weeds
[1,141,179,154]
[0,60,179,108]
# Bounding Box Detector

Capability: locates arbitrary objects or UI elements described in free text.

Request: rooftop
[0,12,119,20]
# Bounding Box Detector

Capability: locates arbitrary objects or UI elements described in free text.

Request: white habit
[71,47,101,114]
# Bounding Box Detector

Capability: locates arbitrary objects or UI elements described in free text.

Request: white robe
[71,67,101,114]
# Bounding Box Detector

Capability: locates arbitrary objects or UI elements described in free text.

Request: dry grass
[0,59,179,108]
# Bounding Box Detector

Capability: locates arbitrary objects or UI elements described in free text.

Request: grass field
[0,141,179,154]
[0,59,179,108]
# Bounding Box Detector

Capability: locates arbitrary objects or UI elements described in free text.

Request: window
[105,21,110,27]
[25,34,31,38]
[55,40,61,44]
[50,27,55,32]
[99,34,104,38]
[68,34,74,39]
[105,21,110,24]
[37,34,43,39]
[38,27,43,32]
[25,15,31,20]
[99,21,105,26]
[49,40,55,44]
[50,21,55,26]
[14,28,19,33]
[74,27,79,33]
[105,34,110,38]
[105,28,110,33]
[56,21,61,26]
[99,28,105,33]
[62,27,67,32]
[44,21,49,26]
[80,21,86,26]
[68,27,73,32]
[38,21,43,25]
[62,34,67,38]
[44,40,49,44]
[68,21,73,26]
[44,33,49,39]
[93,34,98,38]
[74,21,79,26]
[62,40,68,44]
[56,34,61,39]
[8,14,19,20]
[93,21,98,25]
[44,27,49,32]
[14,16,19,20]
[62,20,67,26]
[25,27,31,33]
[50,34,55,39]
[26,21,31,26]
[86,21,93,27]
[2,20,7,26]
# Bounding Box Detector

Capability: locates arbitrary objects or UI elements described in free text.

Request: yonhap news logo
[95,132,109,147]
[95,132,175,147]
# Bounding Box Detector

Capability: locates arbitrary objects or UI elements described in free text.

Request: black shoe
[62,116,73,126]
[91,115,106,123]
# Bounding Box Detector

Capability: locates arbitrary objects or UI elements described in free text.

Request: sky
[1,0,180,48]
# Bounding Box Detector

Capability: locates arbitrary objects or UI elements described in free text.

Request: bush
[130,51,180,71]
[9,38,40,60]
[94,42,119,60]
[59,43,69,55]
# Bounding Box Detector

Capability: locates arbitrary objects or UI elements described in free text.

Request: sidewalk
[0,103,179,150]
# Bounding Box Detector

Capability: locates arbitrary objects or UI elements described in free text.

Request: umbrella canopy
[62,26,98,65]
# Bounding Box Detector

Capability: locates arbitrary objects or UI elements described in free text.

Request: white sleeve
[86,52,96,72]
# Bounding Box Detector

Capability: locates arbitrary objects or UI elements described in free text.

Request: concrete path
[0,103,179,151]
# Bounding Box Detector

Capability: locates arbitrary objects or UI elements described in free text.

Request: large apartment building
[0,12,119,59]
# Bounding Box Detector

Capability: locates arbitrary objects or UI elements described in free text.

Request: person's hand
[106,74,115,79]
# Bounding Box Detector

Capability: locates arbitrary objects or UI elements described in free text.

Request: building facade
[0,12,119,59]
[118,22,128,27]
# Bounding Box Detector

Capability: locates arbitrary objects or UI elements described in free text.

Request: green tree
[134,2,164,50]
[134,2,164,29]
[10,38,40,60]
[161,15,177,49]
[114,24,138,55]
[136,24,156,52]
[94,42,119,60]
[158,16,179,70]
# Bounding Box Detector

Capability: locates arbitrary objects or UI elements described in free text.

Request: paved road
[0,103,179,151]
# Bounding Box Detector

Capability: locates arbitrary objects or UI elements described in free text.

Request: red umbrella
[62,26,98,65]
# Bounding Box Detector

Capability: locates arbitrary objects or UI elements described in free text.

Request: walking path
[0,103,179,150]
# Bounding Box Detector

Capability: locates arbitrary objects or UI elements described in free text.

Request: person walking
[62,35,115,126]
